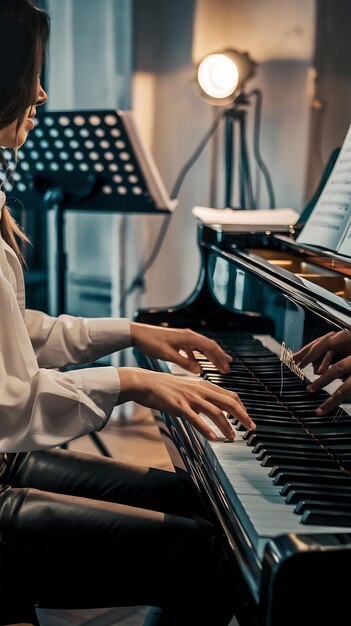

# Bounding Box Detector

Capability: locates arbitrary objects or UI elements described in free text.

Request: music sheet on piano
[297,123,351,256]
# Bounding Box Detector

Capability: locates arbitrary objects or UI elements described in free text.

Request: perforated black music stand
[4,109,177,455]
[6,109,176,313]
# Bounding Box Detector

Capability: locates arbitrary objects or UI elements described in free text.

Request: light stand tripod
[224,93,254,210]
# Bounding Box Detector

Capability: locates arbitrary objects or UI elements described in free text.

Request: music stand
[5,109,176,313]
[4,109,177,456]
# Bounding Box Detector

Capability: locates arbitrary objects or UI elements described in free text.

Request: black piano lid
[203,234,351,331]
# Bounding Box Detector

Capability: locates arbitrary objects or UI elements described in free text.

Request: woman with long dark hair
[0,1,254,625]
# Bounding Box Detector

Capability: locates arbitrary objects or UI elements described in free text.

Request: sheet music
[192,206,299,230]
[297,124,351,256]
[119,111,178,212]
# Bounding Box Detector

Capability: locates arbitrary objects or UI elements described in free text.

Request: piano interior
[248,245,351,299]
[134,224,351,626]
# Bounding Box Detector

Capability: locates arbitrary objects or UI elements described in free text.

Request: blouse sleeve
[25,309,131,368]
[0,279,122,453]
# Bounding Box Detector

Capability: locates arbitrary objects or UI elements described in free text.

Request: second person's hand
[294,330,351,415]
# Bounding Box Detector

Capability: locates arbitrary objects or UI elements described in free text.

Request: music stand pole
[41,191,113,458]
[43,187,66,315]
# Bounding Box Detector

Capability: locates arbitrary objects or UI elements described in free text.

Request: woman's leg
[0,486,236,626]
[7,448,206,518]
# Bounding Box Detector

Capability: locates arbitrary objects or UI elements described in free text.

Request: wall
[45,0,317,319]
[305,0,351,200]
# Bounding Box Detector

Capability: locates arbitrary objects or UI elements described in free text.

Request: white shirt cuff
[70,366,120,427]
[88,317,131,352]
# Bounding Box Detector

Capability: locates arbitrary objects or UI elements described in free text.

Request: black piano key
[285,409,329,418]
[280,482,351,497]
[317,434,351,443]
[233,417,299,428]
[273,471,351,487]
[267,381,306,389]
[301,509,351,526]
[249,424,308,435]
[261,455,339,469]
[312,427,351,437]
[234,420,300,432]
[278,391,328,400]
[239,408,294,417]
[300,419,351,429]
[333,452,351,460]
[244,431,314,445]
[204,373,255,380]
[256,448,332,463]
[238,396,287,403]
[328,444,351,452]
[230,397,280,405]
[207,382,262,391]
[295,501,351,515]
[285,489,351,505]
[269,464,343,478]
[253,441,325,454]
[335,461,351,471]
[283,399,328,406]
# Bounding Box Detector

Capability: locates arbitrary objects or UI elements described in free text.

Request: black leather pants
[0,448,236,626]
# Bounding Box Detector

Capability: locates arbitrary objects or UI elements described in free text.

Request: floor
[37,403,239,626]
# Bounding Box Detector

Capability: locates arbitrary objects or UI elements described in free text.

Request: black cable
[240,113,255,210]
[249,88,276,208]
[171,109,224,199]
[120,110,225,307]
[119,213,171,306]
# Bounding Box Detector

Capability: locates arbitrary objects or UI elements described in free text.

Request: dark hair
[0,0,50,263]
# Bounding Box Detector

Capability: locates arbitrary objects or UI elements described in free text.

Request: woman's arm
[118,368,255,441]
[1,282,121,452]
[25,309,131,368]
[26,311,234,375]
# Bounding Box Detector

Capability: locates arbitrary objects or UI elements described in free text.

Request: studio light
[193,48,274,210]
[197,49,256,106]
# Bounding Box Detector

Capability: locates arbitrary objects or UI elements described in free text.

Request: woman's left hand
[130,323,232,374]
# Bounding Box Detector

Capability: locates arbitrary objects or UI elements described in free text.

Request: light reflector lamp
[197,49,256,105]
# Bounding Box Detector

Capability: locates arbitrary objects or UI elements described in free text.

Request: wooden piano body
[133,221,351,626]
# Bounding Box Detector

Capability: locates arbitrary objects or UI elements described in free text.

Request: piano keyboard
[164,332,351,560]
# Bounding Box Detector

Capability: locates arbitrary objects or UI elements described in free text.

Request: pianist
[295,330,351,414]
[0,1,255,625]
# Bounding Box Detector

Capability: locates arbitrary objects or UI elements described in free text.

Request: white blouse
[0,191,131,452]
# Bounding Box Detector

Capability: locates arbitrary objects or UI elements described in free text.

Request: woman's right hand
[117,367,255,442]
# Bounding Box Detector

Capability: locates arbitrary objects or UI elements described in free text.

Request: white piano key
[197,416,351,559]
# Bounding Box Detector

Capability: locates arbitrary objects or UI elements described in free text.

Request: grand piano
[133,161,351,626]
